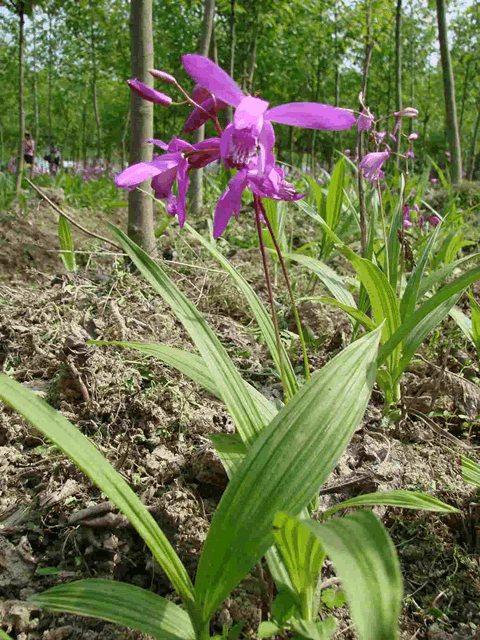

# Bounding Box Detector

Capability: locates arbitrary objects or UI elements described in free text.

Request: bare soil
[0,189,479,640]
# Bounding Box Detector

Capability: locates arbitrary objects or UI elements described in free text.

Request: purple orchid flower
[213,160,305,237]
[115,137,221,226]
[359,151,389,184]
[429,215,440,227]
[181,54,356,172]
[357,109,374,132]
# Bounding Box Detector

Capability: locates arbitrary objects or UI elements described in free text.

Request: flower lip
[127,79,172,106]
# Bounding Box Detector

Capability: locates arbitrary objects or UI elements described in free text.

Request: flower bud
[395,107,419,118]
[149,69,176,85]
[127,79,172,106]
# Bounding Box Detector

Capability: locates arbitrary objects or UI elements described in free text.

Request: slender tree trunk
[33,9,38,152]
[436,0,462,184]
[357,1,374,257]
[91,27,102,160]
[394,0,402,166]
[15,6,25,199]
[246,28,257,94]
[210,20,218,64]
[459,58,471,136]
[48,10,52,141]
[468,99,480,180]
[227,0,236,123]
[82,103,87,168]
[128,0,156,256]
[120,104,131,171]
[190,0,215,216]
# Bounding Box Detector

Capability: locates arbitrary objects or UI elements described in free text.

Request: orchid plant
[0,56,459,640]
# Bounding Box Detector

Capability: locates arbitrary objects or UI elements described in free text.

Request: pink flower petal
[182,54,244,108]
[115,162,163,187]
[127,79,172,107]
[266,103,356,131]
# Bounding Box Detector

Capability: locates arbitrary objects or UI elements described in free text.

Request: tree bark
[91,27,102,160]
[459,57,471,136]
[394,0,402,166]
[227,0,236,123]
[436,0,462,184]
[128,0,156,256]
[190,0,215,217]
[468,98,480,180]
[15,4,25,199]
[33,8,38,151]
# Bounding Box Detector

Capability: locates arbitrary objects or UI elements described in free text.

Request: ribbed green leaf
[0,375,198,622]
[379,266,480,369]
[468,290,480,361]
[184,223,298,399]
[29,580,194,640]
[325,159,345,231]
[395,292,464,381]
[340,247,401,372]
[300,511,402,640]
[312,297,376,332]
[400,222,441,321]
[0,630,14,640]
[322,489,459,519]
[194,327,380,624]
[284,253,356,308]
[461,456,480,488]
[386,179,404,289]
[209,433,247,478]
[272,512,326,622]
[290,617,337,640]
[58,214,76,272]
[417,253,480,299]
[91,341,277,426]
[110,226,265,445]
[448,305,474,345]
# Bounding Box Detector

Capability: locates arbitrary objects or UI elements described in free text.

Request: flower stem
[258,199,311,383]
[254,196,289,401]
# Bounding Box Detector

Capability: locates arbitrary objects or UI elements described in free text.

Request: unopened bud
[127,79,172,107]
[395,107,419,118]
[149,69,177,85]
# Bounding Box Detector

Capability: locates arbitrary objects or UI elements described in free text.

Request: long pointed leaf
[29,580,194,640]
[0,375,198,621]
[299,510,402,640]
[110,225,265,445]
[184,223,298,399]
[285,253,355,308]
[461,455,480,488]
[379,266,480,368]
[322,489,459,519]
[194,327,381,623]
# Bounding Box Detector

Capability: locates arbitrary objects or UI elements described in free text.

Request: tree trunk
[33,8,38,151]
[128,0,156,256]
[227,0,236,123]
[120,104,131,171]
[48,9,53,141]
[190,0,215,217]
[15,5,25,199]
[468,99,480,180]
[394,0,402,166]
[91,27,102,161]
[459,58,471,136]
[436,0,462,184]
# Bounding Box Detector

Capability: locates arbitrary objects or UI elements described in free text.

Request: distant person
[24,131,35,178]
[48,143,60,174]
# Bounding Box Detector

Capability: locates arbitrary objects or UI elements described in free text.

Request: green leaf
[321,159,345,259]
[448,305,474,346]
[209,433,247,478]
[379,267,480,372]
[400,222,441,321]
[290,617,336,640]
[468,289,480,361]
[91,341,277,426]
[184,223,298,400]
[461,456,480,488]
[57,214,76,272]
[29,579,194,640]
[417,253,480,300]
[270,588,300,624]
[340,247,401,372]
[311,297,376,332]
[285,253,355,308]
[299,511,402,640]
[322,489,459,519]
[272,512,326,621]
[257,621,283,638]
[110,225,265,445]
[0,631,14,640]
[194,327,381,624]
[0,375,198,622]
